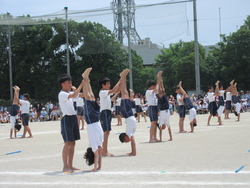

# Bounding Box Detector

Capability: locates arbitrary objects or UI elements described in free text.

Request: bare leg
[214,81,220,96]
[157,71,164,98]
[179,118,186,133]
[62,142,73,173]
[102,131,113,156]
[168,127,173,141]
[207,114,213,126]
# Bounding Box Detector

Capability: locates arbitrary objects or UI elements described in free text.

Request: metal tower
[111,0,141,45]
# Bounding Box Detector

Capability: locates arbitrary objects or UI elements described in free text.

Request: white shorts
[125,116,136,138]
[217,105,225,117]
[189,108,196,122]
[87,121,104,153]
[235,103,241,114]
[10,116,16,129]
[159,110,170,128]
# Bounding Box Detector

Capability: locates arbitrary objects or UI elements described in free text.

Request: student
[174,81,197,133]
[225,80,234,119]
[231,81,241,121]
[175,86,187,133]
[156,71,172,141]
[207,85,218,126]
[99,76,122,156]
[10,86,20,139]
[118,69,136,156]
[82,68,103,172]
[145,80,159,142]
[134,93,147,123]
[14,86,33,138]
[111,93,122,126]
[214,81,225,125]
[58,74,85,173]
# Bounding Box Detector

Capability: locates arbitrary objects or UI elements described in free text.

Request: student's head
[23,93,30,100]
[208,86,214,92]
[219,84,224,90]
[42,108,45,111]
[146,80,156,89]
[14,124,21,132]
[84,147,94,166]
[119,133,130,143]
[58,74,72,91]
[174,85,180,94]
[98,77,111,90]
[157,123,166,130]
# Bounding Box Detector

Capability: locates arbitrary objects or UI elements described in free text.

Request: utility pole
[7,12,13,101]
[64,7,70,75]
[193,0,200,95]
[219,7,221,41]
[126,0,133,90]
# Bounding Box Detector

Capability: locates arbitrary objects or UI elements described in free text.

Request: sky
[1,0,250,47]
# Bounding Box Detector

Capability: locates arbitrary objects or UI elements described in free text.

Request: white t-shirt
[226,92,232,101]
[58,91,76,117]
[76,96,84,107]
[219,90,225,97]
[20,100,30,114]
[99,90,112,111]
[125,116,136,138]
[177,94,184,105]
[134,98,141,106]
[145,90,157,106]
[207,92,215,102]
[116,98,121,106]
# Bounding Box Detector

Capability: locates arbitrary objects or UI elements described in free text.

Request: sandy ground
[0,112,250,188]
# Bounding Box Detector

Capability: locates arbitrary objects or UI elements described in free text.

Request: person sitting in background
[202,101,209,114]
[39,107,48,121]
[197,101,203,114]
[29,109,37,122]
[51,106,59,121]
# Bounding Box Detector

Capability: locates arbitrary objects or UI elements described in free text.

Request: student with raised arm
[58,74,85,173]
[14,86,33,138]
[145,80,159,142]
[10,86,20,139]
[98,76,122,156]
[174,81,197,133]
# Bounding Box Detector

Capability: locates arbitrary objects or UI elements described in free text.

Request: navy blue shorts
[61,115,80,142]
[225,101,231,110]
[178,105,186,118]
[208,101,218,116]
[157,94,169,111]
[148,106,158,122]
[10,104,19,116]
[21,113,29,126]
[100,110,112,132]
[84,100,100,124]
[184,97,194,110]
[76,106,84,116]
[115,106,121,115]
[135,105,143,113]
[232,95,238,104]
[121,99,133,118]
[218,96,224,106]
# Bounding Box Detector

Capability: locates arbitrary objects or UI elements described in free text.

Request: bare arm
[108,78,122,95]
[68,80,85,99]
[111,93,118,102]
[130,136,136,156]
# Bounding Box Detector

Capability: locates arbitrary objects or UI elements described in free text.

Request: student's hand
[71,86,76,91]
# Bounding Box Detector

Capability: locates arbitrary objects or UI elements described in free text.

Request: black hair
[119,133,127,143]
[84,147,94,166]
[15,120,21,132]
[58,74,71,86]
[208,86,213,90]
[173,85,180,92]
[146,80,156,88]
[98,77,110,88]
[23,93,30,100]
